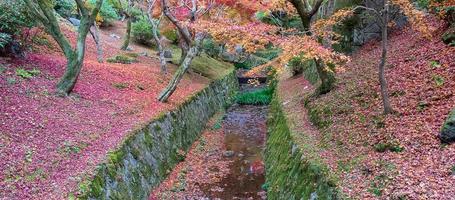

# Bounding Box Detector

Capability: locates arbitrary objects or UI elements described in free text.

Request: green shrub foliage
[0,1,36,35]
[162,28,178,44]
[88,0,119,26]
[132,17,155,45]
[54,0,76,18]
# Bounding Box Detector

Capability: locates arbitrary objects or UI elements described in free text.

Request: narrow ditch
[150,78,268,200]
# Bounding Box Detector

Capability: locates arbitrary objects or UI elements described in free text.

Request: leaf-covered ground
[280,19,454,199]
[0,22,211,199]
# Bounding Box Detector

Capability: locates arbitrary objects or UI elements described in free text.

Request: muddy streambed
[150,97,268,199]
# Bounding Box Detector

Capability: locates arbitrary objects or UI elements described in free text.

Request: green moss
[170,46,233,80]
[266,94,338,199]
[307,105,333,129]
[107,54,137,64]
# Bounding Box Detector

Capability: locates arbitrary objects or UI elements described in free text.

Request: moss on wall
[265,94,338,200]
[78,70,238,200]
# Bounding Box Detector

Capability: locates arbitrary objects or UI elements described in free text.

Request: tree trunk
[153,28,167,74]
[57,16,91,95]
[121,17,132,50]
[158,34,204,102]
[288,0,323,32]
[314,58,334,94]
[90,22,103,63]
[289,0,311,31]
[178,36,189,65]
[379,0,393,114]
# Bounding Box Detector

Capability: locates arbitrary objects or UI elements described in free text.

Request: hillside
[279,19,454,199]
[0,21,232,199]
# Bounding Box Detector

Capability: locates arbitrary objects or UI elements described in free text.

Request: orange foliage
[391,0,433,38]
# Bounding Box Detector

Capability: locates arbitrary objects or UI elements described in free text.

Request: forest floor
[280,19,455,199]
[0,20,230,199]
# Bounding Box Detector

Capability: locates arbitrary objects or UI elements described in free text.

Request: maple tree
[156,0,212,102]
[24,0,103,95]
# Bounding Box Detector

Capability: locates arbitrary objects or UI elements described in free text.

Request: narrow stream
[200,104,268,199]
[151,82,268,200]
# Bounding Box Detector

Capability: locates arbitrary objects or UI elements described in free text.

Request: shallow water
[200,104,268,199]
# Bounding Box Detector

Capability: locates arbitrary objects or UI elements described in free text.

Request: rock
[440,108,455,144]
[223,150,234,157]
[164,50,173,58]
[68,18,80,26]
[110,34,121,39]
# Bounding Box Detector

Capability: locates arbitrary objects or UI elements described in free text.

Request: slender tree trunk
[90,22,103,62]
[178,35,189,65]
[57,17,91,95]
[153,34,167,74]
[121,17,132,50]
[158,34,204,102]
[379,0,393,114]
[314,58,334,94]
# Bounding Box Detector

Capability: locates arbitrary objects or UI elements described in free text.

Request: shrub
[0,33,12,49]
[106,0,126,13]
[54,0,75,18]
[132,17,154,45]
[202,38,220,57]
[161,28,178,44]
[288,56,304,76]
[0,1,36,35]
[0,0,36,55]
[88,0,119,26]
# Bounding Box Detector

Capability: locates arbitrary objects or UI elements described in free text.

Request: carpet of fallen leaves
[279,19,454,199]
[0,22,209,199]
[150,113,232,199]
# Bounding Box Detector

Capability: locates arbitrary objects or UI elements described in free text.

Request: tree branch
[309,0,323,17]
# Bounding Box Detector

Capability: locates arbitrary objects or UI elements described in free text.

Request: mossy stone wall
[80,71,238,200]
[265,94,338,200]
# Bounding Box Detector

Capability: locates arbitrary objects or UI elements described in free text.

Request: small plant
[112,82,128,89]
[451,165,455,175]
[368,174,388,196]
[433,74,445,87]
[16,68,40,79]
[107,54,137,64]
[417,101,429,112]
[429,60,442,69]
[374,141,404,153]
[60,141,87,155]
[374,143,388,153]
